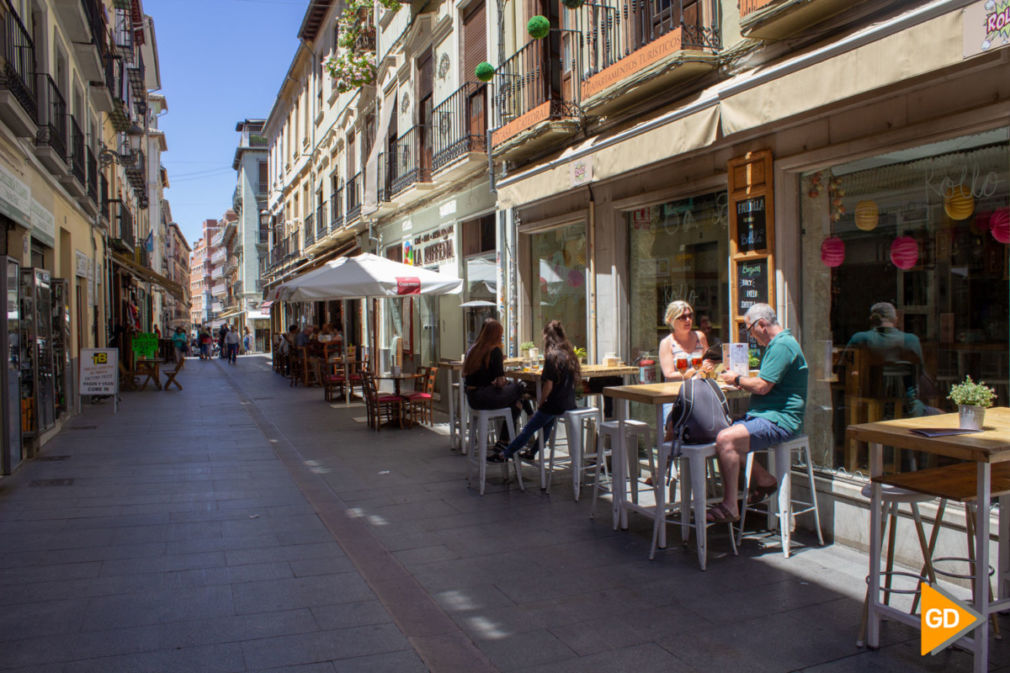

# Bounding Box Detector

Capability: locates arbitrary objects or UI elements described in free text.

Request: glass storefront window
[800,129,1010,472]
[464,253,496,348]
[529,223,587,350]
[626,191,730,364]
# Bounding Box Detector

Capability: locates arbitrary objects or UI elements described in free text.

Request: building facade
[0,0,175,471]
[164,221,189,328]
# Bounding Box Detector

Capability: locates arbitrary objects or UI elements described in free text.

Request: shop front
[797,128,1010,474]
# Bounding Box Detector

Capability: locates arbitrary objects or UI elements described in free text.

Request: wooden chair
[162,357,185,391]
[407,366,438,425]
[361,371,405,431]
[323,359,346,402]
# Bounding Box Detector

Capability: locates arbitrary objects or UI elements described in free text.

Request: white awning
[496,104,720,209]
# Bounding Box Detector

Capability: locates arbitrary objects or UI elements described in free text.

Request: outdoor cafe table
[375,371,423,427]
[847,408,1010,673]
[603,380,748,550]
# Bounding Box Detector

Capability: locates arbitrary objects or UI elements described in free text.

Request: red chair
[407,366,438,425]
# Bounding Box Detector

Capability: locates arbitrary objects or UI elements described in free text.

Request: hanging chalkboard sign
[736,258,768,315]
[736,196,767,252]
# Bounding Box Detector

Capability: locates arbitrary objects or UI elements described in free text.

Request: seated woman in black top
[489,320,580,463]
[464,318,525,452]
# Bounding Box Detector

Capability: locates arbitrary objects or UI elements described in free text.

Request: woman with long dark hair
[489,320,580,463]
[464,318,525,452]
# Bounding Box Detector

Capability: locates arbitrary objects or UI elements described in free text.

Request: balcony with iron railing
[304,214,315,246]
[388,126,432,197]
[108,199,134,250]
[86,146,98,204]
[330,186,344,231]
[572,0,720,113]
[100,173,110,223]
[346,173,362,222]
[491,32,581,157]
[432,82,487,173]
[316,201,327,239]
[34,73,67,171]
[0,0,38,137]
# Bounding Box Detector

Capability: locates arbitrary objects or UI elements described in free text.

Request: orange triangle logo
[920,583,983,655]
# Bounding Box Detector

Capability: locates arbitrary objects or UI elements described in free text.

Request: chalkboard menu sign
[737,258,768,314]
[736,196,767,252]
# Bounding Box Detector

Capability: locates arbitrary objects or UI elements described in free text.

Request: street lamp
[98,122,145,167]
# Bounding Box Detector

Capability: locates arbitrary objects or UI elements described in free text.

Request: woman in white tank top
[659,300,708,381]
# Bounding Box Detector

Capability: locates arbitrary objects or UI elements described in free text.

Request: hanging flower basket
[527,15,550,39]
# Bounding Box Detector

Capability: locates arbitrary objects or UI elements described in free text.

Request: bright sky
[144,0,309,246]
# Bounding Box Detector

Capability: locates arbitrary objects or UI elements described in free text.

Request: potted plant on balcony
[948,375,996,430]
[323,0,401,93]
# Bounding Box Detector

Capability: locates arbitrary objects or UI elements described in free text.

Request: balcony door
[418,53,433,182]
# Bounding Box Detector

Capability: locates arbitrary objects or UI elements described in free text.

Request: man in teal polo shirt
[707,303,808,524]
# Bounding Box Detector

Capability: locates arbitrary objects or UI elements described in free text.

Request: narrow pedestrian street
[0,357,1006,673]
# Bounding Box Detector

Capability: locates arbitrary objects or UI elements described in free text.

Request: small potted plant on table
[948,375,996,430]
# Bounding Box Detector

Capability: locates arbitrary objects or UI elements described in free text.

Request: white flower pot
[959,405,986,431]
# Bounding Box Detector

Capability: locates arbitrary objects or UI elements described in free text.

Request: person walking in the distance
[225,325,240,365]
[707,303,808,523]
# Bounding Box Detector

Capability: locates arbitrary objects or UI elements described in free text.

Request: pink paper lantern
[890,236,919,270]
[820,236,845,267]
[991,208,1010,244]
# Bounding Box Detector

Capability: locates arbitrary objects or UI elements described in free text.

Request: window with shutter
[463,1,486,82]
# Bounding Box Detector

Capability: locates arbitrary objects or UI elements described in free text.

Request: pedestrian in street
[225,326,240,364]
[218,324,229,359]
[243,326,252,353]
[199,326,212,360]
[171,326,188,364]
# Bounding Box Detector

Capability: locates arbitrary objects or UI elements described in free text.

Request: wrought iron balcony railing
[108,199,134,249]
[432,82,487,171]
[388,126,431,197]
[316,201,327,238]
[36,73,67,160]
[346,172,362,222]
[1,0,37,121]
[304,214,315,246]
[493,33,581,133]
[330,186,344,231]
[86,146,98,202]
[100,173,109,221]
[69,117,86,185]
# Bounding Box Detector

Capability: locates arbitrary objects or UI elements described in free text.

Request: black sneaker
[519,447,538,461]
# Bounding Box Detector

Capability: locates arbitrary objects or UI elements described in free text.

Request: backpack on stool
[665,377,732,449]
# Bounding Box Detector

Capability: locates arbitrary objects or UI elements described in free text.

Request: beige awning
[111,251,186,302]
[720,6,963,136]
[496,103,720,209]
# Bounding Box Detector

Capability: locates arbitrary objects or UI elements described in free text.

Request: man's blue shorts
[733,414,793,452]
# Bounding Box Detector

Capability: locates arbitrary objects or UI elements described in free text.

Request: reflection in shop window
[801,129,1010,473]
[530,224,587,350]
[626,191,730,365]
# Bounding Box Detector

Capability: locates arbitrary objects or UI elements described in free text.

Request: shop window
[626,191,730,364]
[800,129,1010,473]
[529,223,588,350]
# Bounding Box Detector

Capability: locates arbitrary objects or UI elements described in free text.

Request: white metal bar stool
[662,440,738,569]
[545,406,597,495]
[467,407,522,495]
[737,434,824,557]
[600,419,653,527]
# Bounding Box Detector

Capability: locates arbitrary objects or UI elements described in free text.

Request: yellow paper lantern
[854,200,878,231]
[944,185,975,221]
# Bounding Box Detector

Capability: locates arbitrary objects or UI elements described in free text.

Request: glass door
[34,270,55,432]
[529,223,588,350]
[4,258,21,473]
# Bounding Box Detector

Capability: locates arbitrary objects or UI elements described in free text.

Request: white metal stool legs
[738,434,824,557]
[545,407,602,498]
[467,407,521,495]
[666,442,737,569]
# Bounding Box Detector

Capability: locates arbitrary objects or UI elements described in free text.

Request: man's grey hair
[744,303,779,327]
[869,302,897,325]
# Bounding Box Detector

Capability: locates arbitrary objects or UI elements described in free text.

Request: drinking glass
[676,356,689,375]
[691,353,702,369]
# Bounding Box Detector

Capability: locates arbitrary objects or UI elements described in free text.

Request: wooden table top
[603,379,746,405]
[874,460,1010,502]
[375,372,423,381]
[847,407,1010,464]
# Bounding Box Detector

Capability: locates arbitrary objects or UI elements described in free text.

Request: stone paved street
[0,355,1007,672]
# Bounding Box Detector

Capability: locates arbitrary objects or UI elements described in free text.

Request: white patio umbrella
[276,252,462,301]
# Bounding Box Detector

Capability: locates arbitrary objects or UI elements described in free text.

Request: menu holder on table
[909,428,983,438]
